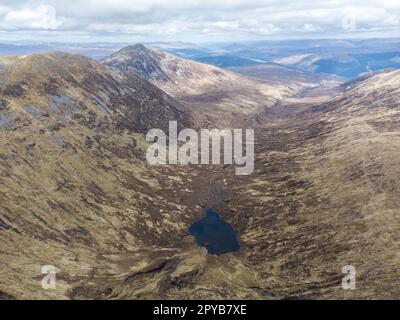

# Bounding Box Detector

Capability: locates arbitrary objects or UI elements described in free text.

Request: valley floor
[69,90,400,299]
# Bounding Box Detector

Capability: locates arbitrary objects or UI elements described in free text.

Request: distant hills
[272,51,400,78]
[228,62,343,98]
[0,42,124,60]
[170,53,264,68]
[206,38,400,78]
[1,38,399,78]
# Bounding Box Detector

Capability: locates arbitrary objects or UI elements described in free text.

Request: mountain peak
[121,43,152,53]
[102,44,296,127]
[102,44,170,81]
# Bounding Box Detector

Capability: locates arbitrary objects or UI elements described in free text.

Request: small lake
[189,208,240,254]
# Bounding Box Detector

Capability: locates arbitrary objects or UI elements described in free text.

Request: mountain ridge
[0,51,192,133]
[102,44,298,127]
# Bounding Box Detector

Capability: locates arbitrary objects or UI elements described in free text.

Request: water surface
[189,208,240,254]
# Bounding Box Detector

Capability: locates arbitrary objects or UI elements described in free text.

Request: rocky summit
[102,44,295,128]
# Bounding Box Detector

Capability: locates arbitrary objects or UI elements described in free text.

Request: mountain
[2,39,399,78]
[219,70,400,298]
[186,54,264,68]
[338,69,396,91]
[273,51,400,79]
[1,49,399,300]
[149,41,213,60]
[0,52,190,132]
[0,43,53,56]
[0,52,201,299]
[229,63,343,98]
[101,44,295,127]
[273,53,321,71]
[209,39,400,78]
[0,42,127,60]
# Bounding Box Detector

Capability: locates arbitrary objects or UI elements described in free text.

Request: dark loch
[189,208,240,254]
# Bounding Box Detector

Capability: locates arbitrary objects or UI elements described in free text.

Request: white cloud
[0,1,398,40]
[1,4,62,30]
[303,24,320,32]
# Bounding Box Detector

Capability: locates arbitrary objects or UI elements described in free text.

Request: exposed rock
[102,44,292,127]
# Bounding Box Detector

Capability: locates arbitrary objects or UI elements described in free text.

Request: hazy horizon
[1,35,400,46]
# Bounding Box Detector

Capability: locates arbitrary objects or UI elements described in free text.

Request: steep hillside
[102,44,294,127]
[0,52,203,299]
[0,52,190,132]
[1,51,399,300]
[218,70,400,298]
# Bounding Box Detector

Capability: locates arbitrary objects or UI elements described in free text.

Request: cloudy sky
[0,0,399,42]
